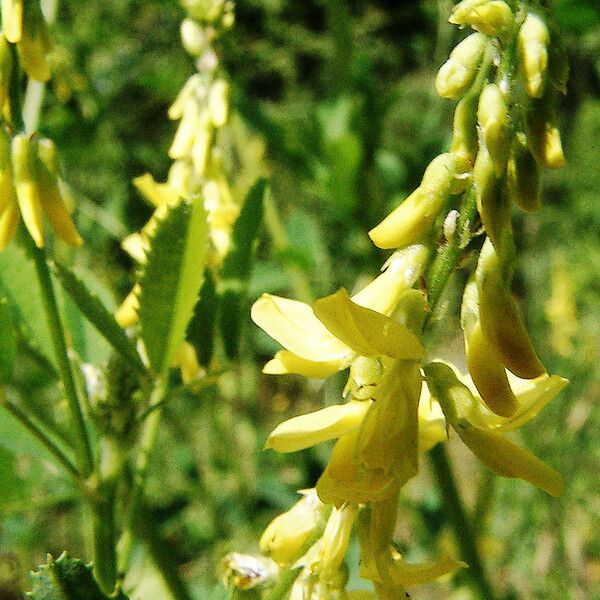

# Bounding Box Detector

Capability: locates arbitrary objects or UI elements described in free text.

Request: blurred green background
[1,0,600,598]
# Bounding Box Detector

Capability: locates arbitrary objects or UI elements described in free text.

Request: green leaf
[186,269,218,367]
[52,261,145,373]
[0,242,56,369]
[219,178,267,358]
[0,298,16,383]
[28,553,130,600]
[139,200,209,374]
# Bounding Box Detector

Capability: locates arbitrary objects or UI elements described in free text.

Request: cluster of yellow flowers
[0,1,82,251]
[116,0,238,380]
[226,2,569,598]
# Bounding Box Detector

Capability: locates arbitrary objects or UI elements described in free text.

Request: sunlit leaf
[138,200,209,374]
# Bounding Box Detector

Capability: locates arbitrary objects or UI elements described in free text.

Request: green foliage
[187,269,218,367]
[138,200,209,374]
[0,298,16,383]
[28,553,130,600]
[0,241,56,370]
[219,178,267,358]
[52,261,145,373]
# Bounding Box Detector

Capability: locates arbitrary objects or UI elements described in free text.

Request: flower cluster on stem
[226,2,569,598]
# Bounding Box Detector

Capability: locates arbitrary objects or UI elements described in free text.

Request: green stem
[136,508,194,600]
[92,479,118,595]
[118,378,167,576]
[1,399,79,481]
[263,566,301,600]
[27,236,94,476]
[429,444,498,600]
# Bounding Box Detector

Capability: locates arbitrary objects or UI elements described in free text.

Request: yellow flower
[424,361,567,496]
[260,489,327,565]
[252,244,429,378]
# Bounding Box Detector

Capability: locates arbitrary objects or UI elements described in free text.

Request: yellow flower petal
[418,390,447,453]
[115,286,140,328]
[133,173,180,207]
[313,289,425,361]
[500,373,568,432]
[316,431,399,506]
[350,244,429,315]
[263,350,343,379]
[455,422,564,496]
[265,401,371,453]
[251,294,353,363]
[387,549,466,587]
[122,232,147,263]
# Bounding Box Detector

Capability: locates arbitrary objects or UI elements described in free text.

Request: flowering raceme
[229,2,570,598]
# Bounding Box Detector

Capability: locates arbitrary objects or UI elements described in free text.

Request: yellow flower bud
[435,33,487,100]
[18,5,52,82]
[525,96,565,169]
[2,0,23,43]
[449,0,513,37]
[476,238,545,379]
[115,285,140,328]
[0,35,13,114]
[191,113,213,175]
[168,74,202,120]
[169,97,202,159]
[0,199,20,251]
[36,138,83,247]
[208,79,229,126]
[459,281,518,418]
[181,0,225,23]
[454,420,564,496]
[507,132,541,213]
[319,504,358,582]
[180,18,207,57]
[369,153,471,249]
[11,133,44,247]
[518,13,549,99]
[478,83,511,175]
[473,145,511,252]
[260,490,326,565]
[451,93,479,161]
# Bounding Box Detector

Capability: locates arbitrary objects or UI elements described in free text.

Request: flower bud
[18,5,52,82]
[473,145,511,252]
[2,0,23,43]
[180,18,207,57]
[507,133,541,213]
[260,489,327,565]
[208,79,229,126]
[0,35,13,114]
[169,97,202,159]
[459,281,518,417]
[525,96,565,169]
[115,285,140,328]
[451,93,479,161]
[319,504,358,582]
[36,138,83,247]
[168,74,202,120]
[518,13,549,99]
[435,33,487,100]
[191,112,213,175]
[476,238,545,379]
[449,0,513,37]
[11,133,44,247]
[369,153,471,249]
[0,128,19,250]
[181,0,224,23]
[478,83,511,175]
